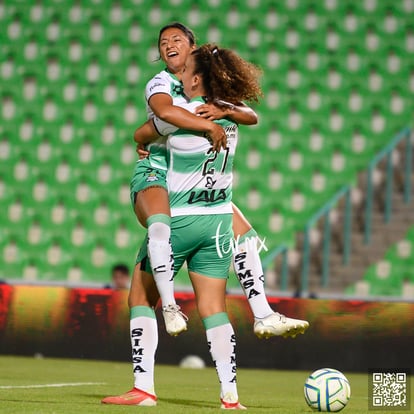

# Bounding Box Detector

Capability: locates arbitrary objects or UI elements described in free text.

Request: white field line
[0,382,106,389]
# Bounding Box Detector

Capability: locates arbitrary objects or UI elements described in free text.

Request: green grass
[0,356,407,413]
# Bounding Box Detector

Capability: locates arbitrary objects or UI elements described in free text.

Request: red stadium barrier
[0,285,413,372]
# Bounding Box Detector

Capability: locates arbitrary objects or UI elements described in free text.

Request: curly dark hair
[191,44,263,105]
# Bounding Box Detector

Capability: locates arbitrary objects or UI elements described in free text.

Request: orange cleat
[220,393,247,410]
[101,387,157,406]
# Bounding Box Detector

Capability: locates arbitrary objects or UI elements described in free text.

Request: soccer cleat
[220,393,247,410]
[254,312,309,339]
[162,304,188,336]
[101,388,157,406]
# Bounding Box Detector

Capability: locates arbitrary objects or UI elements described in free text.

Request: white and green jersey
[154,97,238,217]
[144,69,187,170]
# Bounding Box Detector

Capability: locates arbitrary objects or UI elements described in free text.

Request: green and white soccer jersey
[154,97,238,217]
[144,69,187,170]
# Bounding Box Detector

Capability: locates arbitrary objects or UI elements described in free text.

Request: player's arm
[195,101,258,125]
[133,120,160,145]
[149,93,227,151]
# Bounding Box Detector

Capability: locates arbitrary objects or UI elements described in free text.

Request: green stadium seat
[29,175,58,208]
[91,198,122,230]
[320,147,357,187]
[306,165,338,200]
[68,216,96,250]
[385,239,414,282]
[70,176,100,208]
[301,42,329,79]
[266,162,292,194]
[16,113,37,143]
[0,234,28,279]
[93,158,119,186]
[10,153,33,184]
[279,186,318,228]
[73,136,99,168]
[65,260,92,285]
[25,215,53,248]
[0,52,19,84]
[234,178,273,218]
[266,207,297,248]
[223,3,249,32]
[324,61,350,92]
[0,133,17,166]
[67,3,90,26]
[20,258,42,282]
[47,197,75,230]
[363,261,403,296]
[60,74,83,106]
[83,241,118,283]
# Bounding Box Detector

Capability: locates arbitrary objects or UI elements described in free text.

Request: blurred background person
[107,263,130,290]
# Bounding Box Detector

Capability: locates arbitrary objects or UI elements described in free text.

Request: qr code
[372,372,407,408]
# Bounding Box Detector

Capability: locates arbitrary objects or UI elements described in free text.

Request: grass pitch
[0,355,399,413]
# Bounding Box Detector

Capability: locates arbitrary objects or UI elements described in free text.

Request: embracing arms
[148,94,227,151]
[195,101,258,125]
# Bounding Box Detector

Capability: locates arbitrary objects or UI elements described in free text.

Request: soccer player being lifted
[128,22,310,339]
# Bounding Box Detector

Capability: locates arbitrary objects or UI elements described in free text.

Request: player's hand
[136,143,149,159]
[206,123,227,152]
[196,103,228,121]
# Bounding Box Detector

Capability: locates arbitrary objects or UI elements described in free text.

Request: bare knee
[196,299,226,320]
[128,290,157,309]
[128,267,159,309]
[189,272,227,319]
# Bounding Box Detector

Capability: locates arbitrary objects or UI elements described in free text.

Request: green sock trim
[147,213,171,227]
[202,312,230,330]
[130,306,156,320]
[238,228,257,245]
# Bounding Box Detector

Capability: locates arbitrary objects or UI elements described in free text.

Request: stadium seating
[0,0,413,285]
[345,225,414,296]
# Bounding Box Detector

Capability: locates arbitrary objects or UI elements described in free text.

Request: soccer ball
[304,368,351,412]
[179,355,205,369]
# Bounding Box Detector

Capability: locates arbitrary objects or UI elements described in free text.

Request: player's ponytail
[191,44,263,105]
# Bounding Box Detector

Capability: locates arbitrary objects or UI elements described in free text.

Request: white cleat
[162,304,188,336]
[254,312,309,339]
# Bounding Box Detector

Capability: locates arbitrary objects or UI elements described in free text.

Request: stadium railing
[263,126,412,294]
[364,126,412,243]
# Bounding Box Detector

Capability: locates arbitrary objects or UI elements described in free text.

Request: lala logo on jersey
[188,188,227,204]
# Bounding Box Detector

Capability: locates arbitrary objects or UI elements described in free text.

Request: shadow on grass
[160,397,217,408]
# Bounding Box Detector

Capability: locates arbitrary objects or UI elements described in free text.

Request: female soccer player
[132,22,309,339]
[132,22,261,336]
[103,43,264,409]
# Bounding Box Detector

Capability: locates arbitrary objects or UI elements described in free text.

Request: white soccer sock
[147,214,176,307]
[130,306,158,395]
[233,229,274,319]
[203,312,238,400]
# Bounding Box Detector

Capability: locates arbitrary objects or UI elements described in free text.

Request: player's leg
[232,203,309,339]
[231,203,274,318]
[102,264,159,406]
[131,160,186,335]
[187,214,245,409]
[189,271,245,410]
